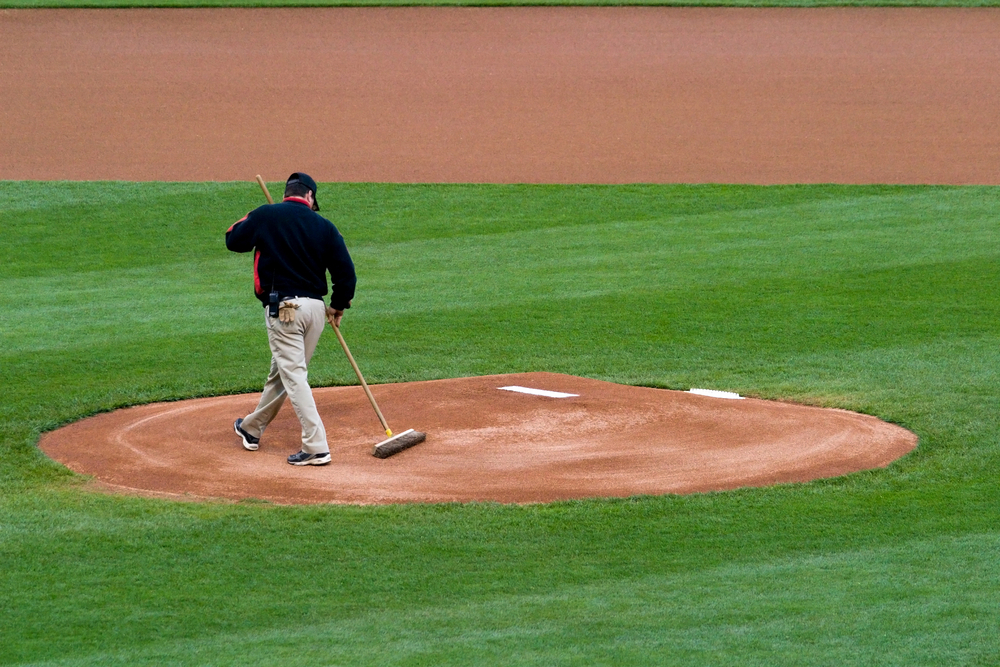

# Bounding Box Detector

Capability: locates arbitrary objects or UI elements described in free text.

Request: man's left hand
[326,307,344,328]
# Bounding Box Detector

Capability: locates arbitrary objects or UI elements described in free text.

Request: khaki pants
[240,298,329,454]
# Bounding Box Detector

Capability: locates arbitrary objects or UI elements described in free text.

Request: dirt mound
[39,373,916,504]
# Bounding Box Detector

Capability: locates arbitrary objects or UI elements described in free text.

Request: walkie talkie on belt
[269,290,280,318]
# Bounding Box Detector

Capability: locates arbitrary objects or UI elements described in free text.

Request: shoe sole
[234,420,258,451]
[288,454,331,466]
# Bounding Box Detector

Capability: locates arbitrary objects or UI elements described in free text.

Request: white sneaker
[287,450,331,466]
[234,419,259,451]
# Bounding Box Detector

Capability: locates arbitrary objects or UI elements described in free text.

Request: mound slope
[39,373,916,504]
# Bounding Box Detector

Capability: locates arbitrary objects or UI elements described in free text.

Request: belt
[263,295,320,307]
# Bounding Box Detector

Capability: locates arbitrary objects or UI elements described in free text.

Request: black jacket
[226,197,357,310]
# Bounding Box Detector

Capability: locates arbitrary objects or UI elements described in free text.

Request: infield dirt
[2,7,999,184]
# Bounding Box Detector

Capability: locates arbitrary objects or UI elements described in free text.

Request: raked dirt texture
[2,8,999,184]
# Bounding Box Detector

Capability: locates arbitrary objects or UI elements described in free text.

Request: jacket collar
[282,196,312,207]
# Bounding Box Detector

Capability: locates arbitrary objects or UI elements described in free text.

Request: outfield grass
[1,182,999,665]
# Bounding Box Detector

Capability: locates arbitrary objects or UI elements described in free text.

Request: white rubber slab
[499,386,579,399]
[688,388,744,400]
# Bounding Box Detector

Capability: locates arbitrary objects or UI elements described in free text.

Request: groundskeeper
[226,172,356,466]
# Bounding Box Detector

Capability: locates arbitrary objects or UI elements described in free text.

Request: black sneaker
[234,418,259,451]
[287,450,331,466]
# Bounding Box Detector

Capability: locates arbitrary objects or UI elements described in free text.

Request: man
[226,172,356,466]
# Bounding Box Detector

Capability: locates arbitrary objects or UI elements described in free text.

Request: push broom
[329,323,427,458]
[255,175,426,458]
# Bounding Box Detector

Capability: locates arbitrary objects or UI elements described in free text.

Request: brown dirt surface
[39,373,917,505]
[2,7,999,184]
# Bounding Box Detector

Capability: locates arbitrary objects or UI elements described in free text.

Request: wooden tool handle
[255,174,274,204]
[332,323,392,437]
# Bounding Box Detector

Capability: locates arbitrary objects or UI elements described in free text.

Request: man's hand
[326,307,344,328]
[278,301,300,323]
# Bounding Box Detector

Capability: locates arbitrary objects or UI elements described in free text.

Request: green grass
[3,0,999,7]
[2,182,999,665]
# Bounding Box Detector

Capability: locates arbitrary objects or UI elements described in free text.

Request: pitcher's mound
[39,373,916,504]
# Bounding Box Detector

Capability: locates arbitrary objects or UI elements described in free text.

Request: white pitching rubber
[498,386,579,399]
[688,388,744,400]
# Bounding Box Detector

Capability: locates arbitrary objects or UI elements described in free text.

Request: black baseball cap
[286,172,319,211]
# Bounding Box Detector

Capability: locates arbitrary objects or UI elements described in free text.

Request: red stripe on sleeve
[253,250,262,295]
[227,214,249,233]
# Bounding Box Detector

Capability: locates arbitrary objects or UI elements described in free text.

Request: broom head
[372,429,426,459]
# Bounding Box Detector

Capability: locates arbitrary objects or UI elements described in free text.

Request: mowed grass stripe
[28,533,1000,667]
[1,182,999,664]
[5,491,999,666]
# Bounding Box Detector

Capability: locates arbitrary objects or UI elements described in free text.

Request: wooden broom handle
[256,174,274,204]
[332,323,392,437]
